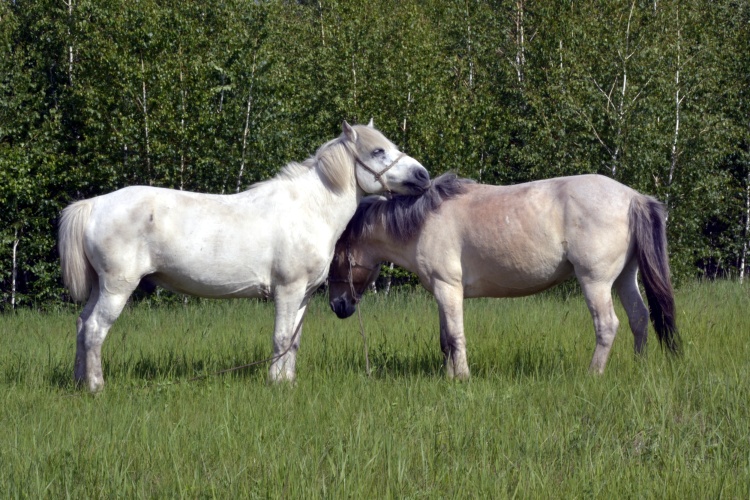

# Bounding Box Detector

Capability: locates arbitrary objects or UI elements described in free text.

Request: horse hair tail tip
[59,201,95,302]
[631,195,681,356]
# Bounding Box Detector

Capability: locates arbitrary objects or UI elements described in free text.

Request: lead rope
[187,316,304,382]
[187,246,373,384]
[356,306,372,378]
[350,151,398,377]
[347,251,372,377]
[187,252,371,384]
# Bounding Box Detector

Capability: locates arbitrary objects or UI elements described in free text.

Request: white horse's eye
[371,148,385,157]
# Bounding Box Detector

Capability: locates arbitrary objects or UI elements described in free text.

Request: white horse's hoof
[86,376,105,393]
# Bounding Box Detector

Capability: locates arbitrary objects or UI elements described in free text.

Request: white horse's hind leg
[269,290,309,383]
[580,280,620,374]
[614,262,649,355]
[76,283,132,392]
[434,282,469,380]
[75,282,100,385]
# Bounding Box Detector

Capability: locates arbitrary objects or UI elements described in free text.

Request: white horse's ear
[342,120,357,142]
[367,118,374,128]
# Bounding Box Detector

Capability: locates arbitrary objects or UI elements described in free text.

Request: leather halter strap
[329,245,380,303]
[355,152,406,193]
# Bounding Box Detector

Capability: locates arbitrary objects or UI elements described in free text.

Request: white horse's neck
[268,157,362,244]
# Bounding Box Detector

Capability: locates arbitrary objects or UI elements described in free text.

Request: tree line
[1,0,749,309]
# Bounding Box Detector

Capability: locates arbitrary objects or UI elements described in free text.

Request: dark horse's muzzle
[330,294,357,319]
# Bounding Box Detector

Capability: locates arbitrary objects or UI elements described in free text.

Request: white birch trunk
[514,0,525,84]
[11,232,18,309]
[666,5,682,223]
[318,0,325,46]
[139,57,152,183]
[741,169,750,283]
[219,71,225,113]
[351,54,358,107]
[465,1,474,87]
[383,262,395,296]
[402,90,412,151]
[64,0,74,83]
[236,54,257,193]
[611,1,636,178]
[179,57,186,191]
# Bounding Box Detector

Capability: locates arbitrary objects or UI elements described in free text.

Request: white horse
[329,174,680,378]
[59,121,430,392]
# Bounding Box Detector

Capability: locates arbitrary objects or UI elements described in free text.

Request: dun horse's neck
[366,227,418,273]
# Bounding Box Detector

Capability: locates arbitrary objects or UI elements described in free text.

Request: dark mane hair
[343,173,472,243]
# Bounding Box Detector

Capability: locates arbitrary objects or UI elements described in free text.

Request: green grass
[1,281,750,497]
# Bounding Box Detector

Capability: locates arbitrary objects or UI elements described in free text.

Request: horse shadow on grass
[358,349,444,379]
[46,347,270,390]
[492,345,576,380]
[344,344,576,381]
[46,345,576,389]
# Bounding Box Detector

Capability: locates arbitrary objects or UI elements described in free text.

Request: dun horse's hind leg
[614,261,649,355]
[75,280,133,392]
[434,282,469,380]
[580,280,620,374]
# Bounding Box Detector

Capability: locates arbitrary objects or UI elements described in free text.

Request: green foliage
[1,0,749,307]
[1,283,750,495]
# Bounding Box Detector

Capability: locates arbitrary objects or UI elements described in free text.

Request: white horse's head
[342,120,430,196]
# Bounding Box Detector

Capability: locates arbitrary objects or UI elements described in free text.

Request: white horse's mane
[250,136,355,194]
[248,126,397,195]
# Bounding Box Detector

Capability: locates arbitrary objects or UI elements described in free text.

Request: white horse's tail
[59,200,96,302]
[630,195,681,356]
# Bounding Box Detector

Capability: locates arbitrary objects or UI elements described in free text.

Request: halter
[328,244,381,303]
[354,152,406,193]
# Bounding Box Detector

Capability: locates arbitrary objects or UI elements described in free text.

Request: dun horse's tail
[59,200,96,302]
[630,195,681,355]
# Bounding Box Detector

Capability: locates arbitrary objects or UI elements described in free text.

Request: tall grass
[1,281,749,497]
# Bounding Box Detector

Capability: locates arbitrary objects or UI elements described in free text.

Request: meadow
[1,280,749,497]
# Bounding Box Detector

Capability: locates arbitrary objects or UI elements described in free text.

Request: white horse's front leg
[434,282,469,380]
[269,290,310,383]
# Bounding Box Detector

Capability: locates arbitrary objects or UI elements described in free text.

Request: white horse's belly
[147,271,271,299]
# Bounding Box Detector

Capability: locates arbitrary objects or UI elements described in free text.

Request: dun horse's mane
[345,173,471,242]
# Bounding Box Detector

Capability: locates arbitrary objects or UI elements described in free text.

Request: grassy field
[1,281,749,497]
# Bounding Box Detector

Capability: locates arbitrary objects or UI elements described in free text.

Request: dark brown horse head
[328,174,469,319]
[328,234,382,319]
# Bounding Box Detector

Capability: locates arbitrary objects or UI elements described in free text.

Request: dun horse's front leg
[269,290,310,383]
[434,282,470,380]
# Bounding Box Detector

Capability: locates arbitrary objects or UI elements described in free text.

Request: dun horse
[329,173,680,378]
[59,121,430,392]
